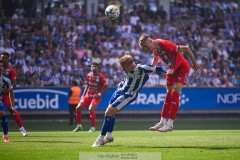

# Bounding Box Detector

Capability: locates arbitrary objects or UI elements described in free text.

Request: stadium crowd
[0,0,239,87]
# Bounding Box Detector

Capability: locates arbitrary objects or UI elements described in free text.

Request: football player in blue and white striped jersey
[92,55,173,147]
[0,59,13,142]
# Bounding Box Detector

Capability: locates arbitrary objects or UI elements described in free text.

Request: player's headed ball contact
[105,5,120,20]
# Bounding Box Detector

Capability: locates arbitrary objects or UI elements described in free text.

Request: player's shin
[89,110,96,127]
[13,112,23,128]
[161,92,172,119]
[105,116,115,142]
[1,115,8,135]
[75,110,82,125]
[169,90,180,126]
[100,116,112,136]
[107,116,116,133]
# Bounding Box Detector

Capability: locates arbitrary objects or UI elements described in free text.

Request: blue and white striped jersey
[0,74,13,97]
[117,64,167,95]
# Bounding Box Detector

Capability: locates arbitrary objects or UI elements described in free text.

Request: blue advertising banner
[14,88,69,110]
[14,87,240,110]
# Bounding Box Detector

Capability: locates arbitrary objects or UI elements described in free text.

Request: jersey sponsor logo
[89,82,99,86]
[135,70,140,74]
[156,50,166,56]
[133,74,141,79]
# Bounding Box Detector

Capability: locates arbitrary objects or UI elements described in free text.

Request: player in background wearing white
[92,55,172,147]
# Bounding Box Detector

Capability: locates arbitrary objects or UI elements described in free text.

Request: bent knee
[89,108,95,112]
[76,105,83,110]
[105,107,118,116]
[8,108,16,115]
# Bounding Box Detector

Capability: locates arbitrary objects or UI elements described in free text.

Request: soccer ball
[105,5,120,20]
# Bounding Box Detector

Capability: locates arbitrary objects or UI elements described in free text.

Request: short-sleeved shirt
[153,39,188,71]
[86,72,107,96]
[3,66,16,82]
[110,64,167,110]
[2,66,15,94]
[0,74,12,109]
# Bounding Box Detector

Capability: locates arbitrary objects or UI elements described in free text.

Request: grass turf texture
[1,120,240,160]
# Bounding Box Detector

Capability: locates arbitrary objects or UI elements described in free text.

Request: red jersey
[3,66,16,94]
[153,39,188,70]
[86,72,107,96]
[3,66,16,82]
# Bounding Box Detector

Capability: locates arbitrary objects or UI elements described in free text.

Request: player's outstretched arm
[178,45,201,73]
[151,56,161,66]
[140,65,168,74]
[155,66,168,73]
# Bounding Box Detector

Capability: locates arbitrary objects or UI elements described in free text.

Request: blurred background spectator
[0,0,239,87]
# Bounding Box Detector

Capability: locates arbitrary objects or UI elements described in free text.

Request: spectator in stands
[0,0,238,87]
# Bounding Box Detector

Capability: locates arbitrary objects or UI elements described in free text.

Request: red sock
[75,110,82,125]
[13,112,23,128]
[161,92,172,119]
[89,111,96,127]
[169,91,180,120]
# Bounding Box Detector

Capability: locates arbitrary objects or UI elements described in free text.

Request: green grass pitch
[1,120,240,160]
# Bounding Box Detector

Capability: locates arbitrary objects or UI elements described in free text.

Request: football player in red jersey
[139,34,201,132]
[1,52,28,136]
[73,63,108,132]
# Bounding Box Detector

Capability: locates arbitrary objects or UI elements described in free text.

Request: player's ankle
[19,127,26,131]
[106,132,112,138]
[167,119,174,128]
[160,117,167,125]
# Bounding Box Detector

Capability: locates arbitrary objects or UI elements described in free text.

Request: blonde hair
[119,55,134,70]
[139,34,150,48]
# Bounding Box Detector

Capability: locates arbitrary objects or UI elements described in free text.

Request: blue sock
[100,116,111,136]
[1,116,8,135]
[108,116,116,132]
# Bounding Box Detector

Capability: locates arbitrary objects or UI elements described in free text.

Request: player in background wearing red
[1,52,28,136]
[139,34,201,132]
[73,63,108,132]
